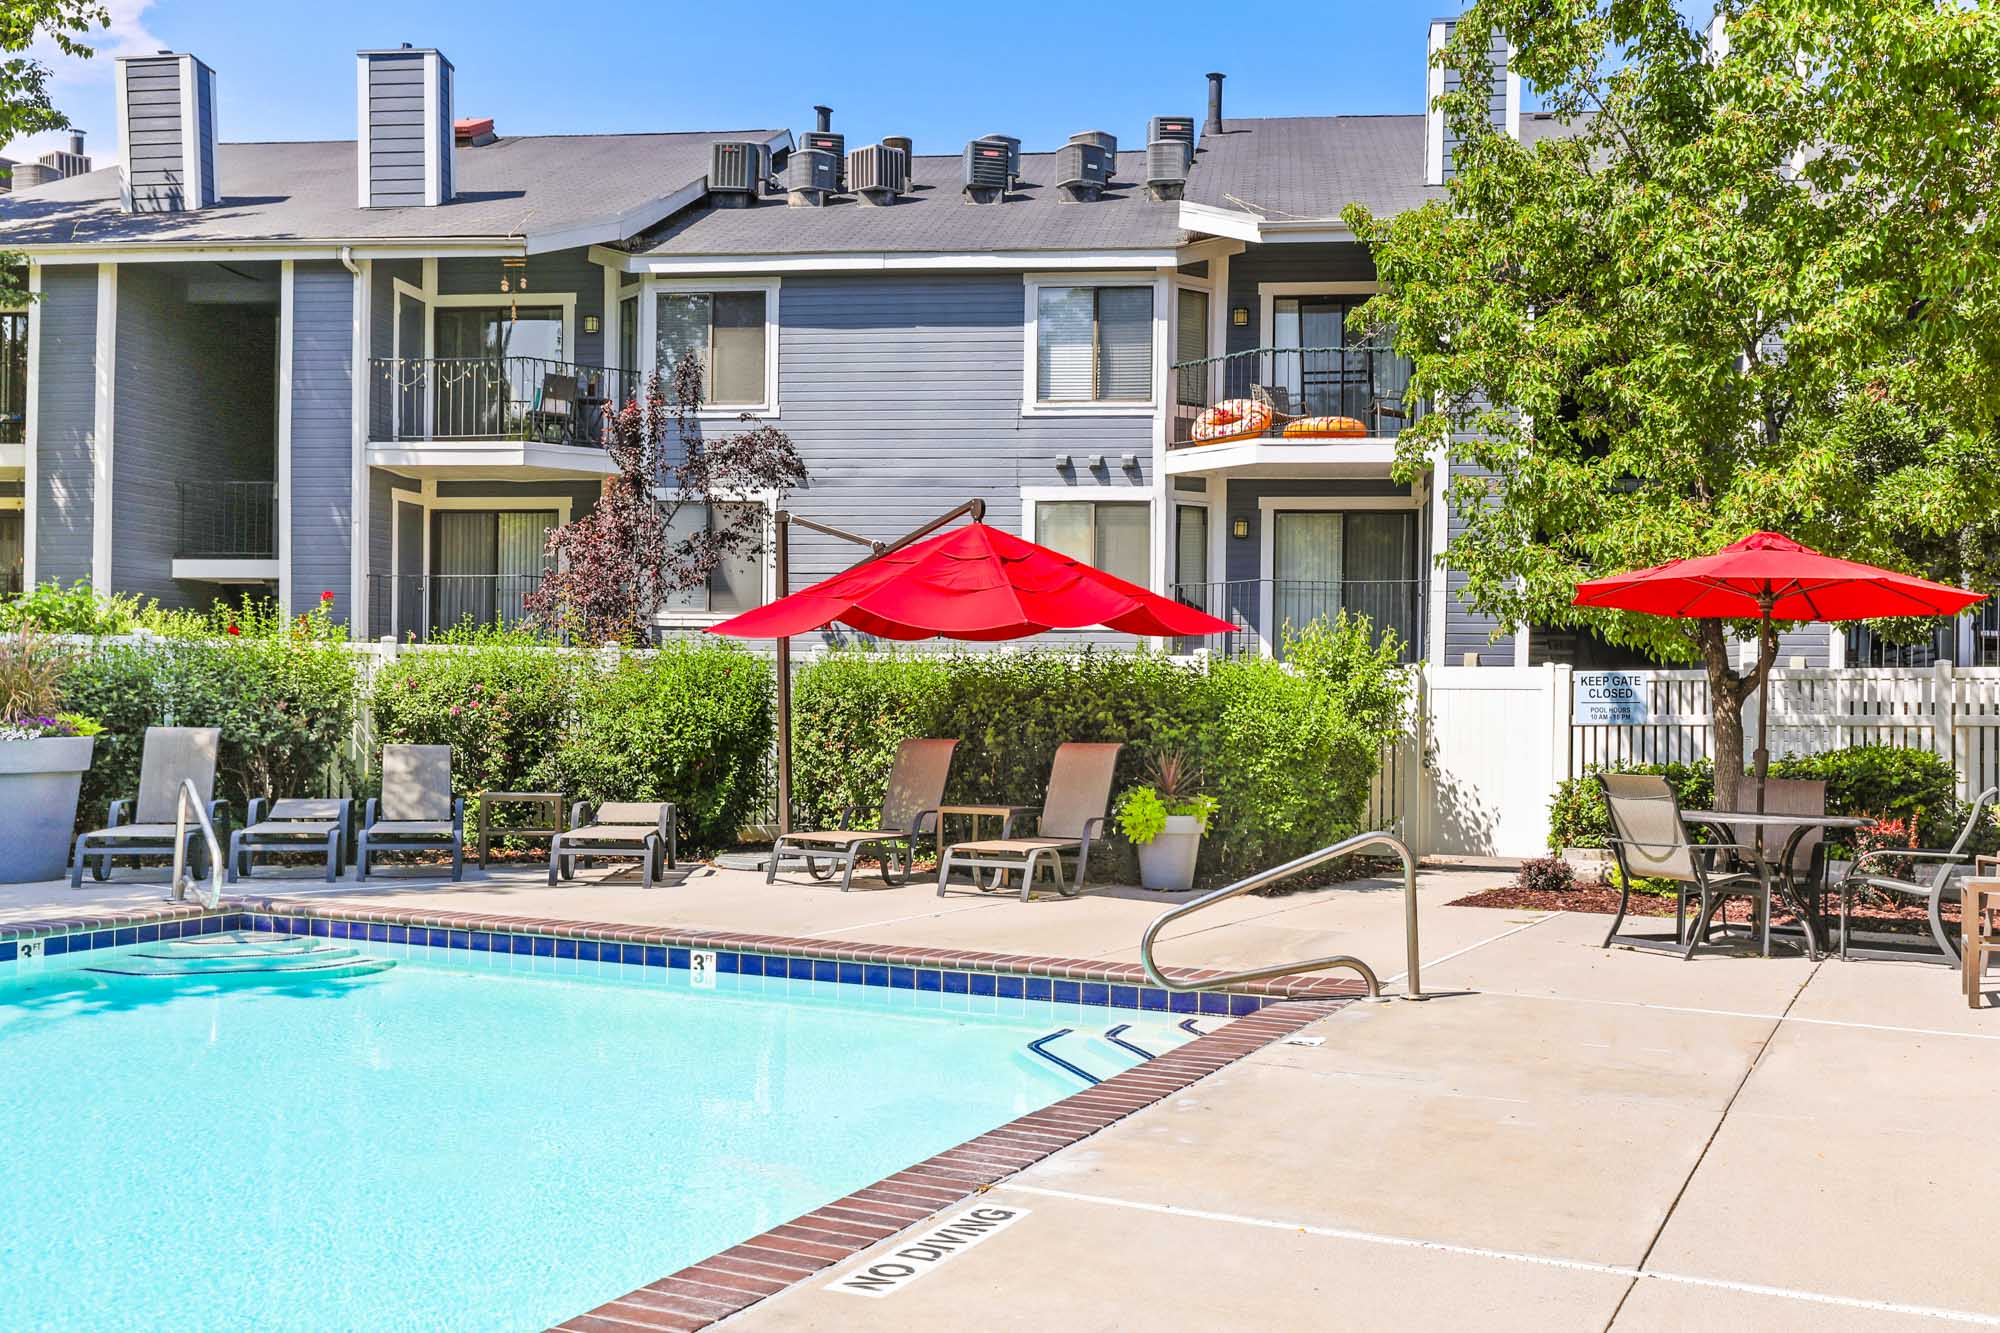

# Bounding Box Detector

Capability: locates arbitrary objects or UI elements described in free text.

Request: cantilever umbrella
[1573,531,1984,809]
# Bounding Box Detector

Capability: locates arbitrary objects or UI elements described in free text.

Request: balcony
[174,481,278,583]
[1166,346,1415,477]
[367,357,636,479]
[367,573,545,643]
[1170,578,1426,662]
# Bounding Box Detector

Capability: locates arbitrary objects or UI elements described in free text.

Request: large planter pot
[1136,814,1205,892]
[0,735,96,883]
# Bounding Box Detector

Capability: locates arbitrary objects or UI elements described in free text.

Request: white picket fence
[1400,662,2000,858]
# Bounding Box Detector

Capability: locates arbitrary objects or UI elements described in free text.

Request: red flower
[321,590,335,602]
[226,625,241,636]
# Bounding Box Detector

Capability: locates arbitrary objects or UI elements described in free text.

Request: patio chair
[1710,777,1829,956]
[549,801,677,888]
[936,742,1123,902]
[1598,772,1761,958]
[228,798,351,884]
[71,727,224,886]
[526,371,577,443]
[766,738,956,892]
[1965,874,1999,1008]
[356,745,465,880]
[1836,786,1998,964]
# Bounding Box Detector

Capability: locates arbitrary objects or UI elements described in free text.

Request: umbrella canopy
[707,521,1235,641]
[1573,531,1984,620]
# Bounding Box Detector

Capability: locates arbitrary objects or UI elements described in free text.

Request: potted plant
[1116,751,1219,892]
[0,624,102,883]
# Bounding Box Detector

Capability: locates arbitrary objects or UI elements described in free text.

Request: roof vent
[962,136,1010,202]
[849,143,907,205]
[454,116,496,146]
[978,133,1021,185]
[784,147,838,207]
[1068,130,1117,177]
[709,140,766,207]
[1145,140,1188,201]
[1055,141,1109,201]
[9,162,56,191]
[116,53,214,211]
[882,135,913,175]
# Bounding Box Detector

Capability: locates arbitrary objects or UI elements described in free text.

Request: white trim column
[91,263,117,590]
[277,260,295,613]
[22,262,39,588]
[350,258,371,634]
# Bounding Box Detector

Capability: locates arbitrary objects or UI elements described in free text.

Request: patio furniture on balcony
[1836,787,2000,964]
[525,372,577,443]
[369,356,630,449]
[1171,345,1413,447]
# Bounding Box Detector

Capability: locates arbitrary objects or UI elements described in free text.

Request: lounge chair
[936,742,1123,902]
[766,738,956,892]
[71,726,224,886]
[549,801,677,888]
[1837,786,1998,964]
[356,745,465,880]
[1599,772,1761,957]
[229,798,351,883]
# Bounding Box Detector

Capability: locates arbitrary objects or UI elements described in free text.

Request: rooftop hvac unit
[1146,139,1190,185]
[1068,130,1118,176]
[978,133,1021,183]
[785,147,839,205]
[849,143,907,203]
[1149,115,1196,149]
[963,137,1011,197]
[1055,141,1109,199]
[710,140,764,196]
[800,130,846,189]
[882,135,913,166]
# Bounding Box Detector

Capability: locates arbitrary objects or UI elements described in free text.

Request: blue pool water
[0,935,1187,1332]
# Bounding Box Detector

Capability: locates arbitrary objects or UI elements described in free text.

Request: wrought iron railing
[1170,578,1426,662]
[177,481,276,559]
[368,357,634,448]
[1170,345,1415,446]
[367,573,545,642]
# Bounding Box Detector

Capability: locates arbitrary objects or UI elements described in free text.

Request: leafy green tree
[0,2,109,305]
[1349,0,2000,808]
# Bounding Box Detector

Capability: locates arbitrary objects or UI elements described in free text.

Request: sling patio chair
[1837,786,1999,964]
[1706,776,1830,956]
[936,742,1123,902]
[71,726,225,886]
[1599,772,1762,958]
[356,745,466,880]
[549,801,678,888]
[229,798,351,883]
[766,738,956,892]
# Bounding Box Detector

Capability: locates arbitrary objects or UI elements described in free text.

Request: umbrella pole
[774,517,793,837]
[1754,599,1774,815]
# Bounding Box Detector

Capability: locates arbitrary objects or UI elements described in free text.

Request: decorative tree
[0,3,109,306]
[1349,0,2000,810]
[525,351,807,641]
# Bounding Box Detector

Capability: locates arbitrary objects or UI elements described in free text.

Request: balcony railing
[1171,345,1416,447]
[1170,578,1426,662]
[367,573,545,642]
[369,357,635,449]
[177,481,276,559]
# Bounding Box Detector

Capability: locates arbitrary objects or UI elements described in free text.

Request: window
[436,306,564,361]
[1270,294,1412,433]
[1034,500,1149,586]
[655,290,769,407]
[1034,285,1154,404]
[617,294,638,377]
[661,501,768,616]
[1174,288,1209,408]
[0,311,24,445]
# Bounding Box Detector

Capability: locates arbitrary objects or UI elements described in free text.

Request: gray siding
[34,266,97,585]
[111,265,278,606]
[365,53,428,208]
[290,261,355,617]
[121,57,186,212]
[434,248,607,367]
[1440,25,1512,179]
[1224,242,1377,359]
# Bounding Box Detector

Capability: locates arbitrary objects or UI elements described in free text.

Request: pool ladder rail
[168,777,225,911]
[1024,1020,1214,1085]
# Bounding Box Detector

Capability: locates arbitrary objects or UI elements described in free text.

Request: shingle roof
[635,150,1184,257]
[0,131,783,248]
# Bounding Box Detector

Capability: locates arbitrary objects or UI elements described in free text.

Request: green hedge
[791,619,1409,885]
[1547,745,1988,856]
[60,604,360,826]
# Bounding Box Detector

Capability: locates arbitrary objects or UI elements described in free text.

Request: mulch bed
[1451,882,1960,935]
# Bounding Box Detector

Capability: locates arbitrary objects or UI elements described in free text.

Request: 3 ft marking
[829,1206,1030,1297]
[690,950,718,989]
[15,940,42,961]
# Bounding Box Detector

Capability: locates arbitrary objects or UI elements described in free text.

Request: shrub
[368,623,579,805]
[0,580,151,636]
[552,642,772,852]
[61,600,359,825]
[789,648,950,831]
[1514,855,1574,894]
[0,623,73,722]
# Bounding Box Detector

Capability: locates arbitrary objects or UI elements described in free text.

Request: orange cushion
[1191,398,1273,443]
[1281,415,1370,439]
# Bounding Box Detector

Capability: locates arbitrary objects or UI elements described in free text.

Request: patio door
[1272,296,1351,418]
[0,510,21,595]
[1271,511,1342,652]
[433,306,565,438]
[430,509,556,635]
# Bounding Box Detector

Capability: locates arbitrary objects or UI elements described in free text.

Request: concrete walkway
[7,862,1996,1328]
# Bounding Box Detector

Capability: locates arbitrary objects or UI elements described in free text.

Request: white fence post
[1548,662,1573,792]
[1937,658,1963,796]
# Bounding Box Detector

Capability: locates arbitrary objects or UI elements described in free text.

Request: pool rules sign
[1574,670,1651,725]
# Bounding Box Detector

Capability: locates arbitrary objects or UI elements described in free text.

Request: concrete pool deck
[6,860,1996,1329]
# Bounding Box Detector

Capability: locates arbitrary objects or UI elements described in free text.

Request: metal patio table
[1681,810,1873,959]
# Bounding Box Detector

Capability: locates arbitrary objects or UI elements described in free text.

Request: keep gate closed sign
[1574,670,1651,725]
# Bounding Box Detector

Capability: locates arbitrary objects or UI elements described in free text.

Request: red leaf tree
[525,351,807,641]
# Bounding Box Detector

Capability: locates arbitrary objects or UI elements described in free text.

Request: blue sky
[8,0,1463,161]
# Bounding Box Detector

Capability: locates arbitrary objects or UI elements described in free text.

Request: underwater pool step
[85,934,395,980]
[141,932,327,959]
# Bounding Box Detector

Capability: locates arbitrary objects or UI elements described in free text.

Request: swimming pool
[0,923,1201,1332]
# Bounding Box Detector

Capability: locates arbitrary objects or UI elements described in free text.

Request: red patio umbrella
[1573,531,1984,808]
[708,521,1235,641]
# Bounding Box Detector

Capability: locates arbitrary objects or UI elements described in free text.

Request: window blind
[1095,287,1154,401]
[1036,287,1095,402]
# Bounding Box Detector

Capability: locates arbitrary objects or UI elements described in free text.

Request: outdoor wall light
[1232,306,1250,327]
[1231,517,1251,539]
[583,314,601,334]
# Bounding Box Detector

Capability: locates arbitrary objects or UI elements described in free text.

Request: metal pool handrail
[169,778,224,911]
[1138,831,1424,1001]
